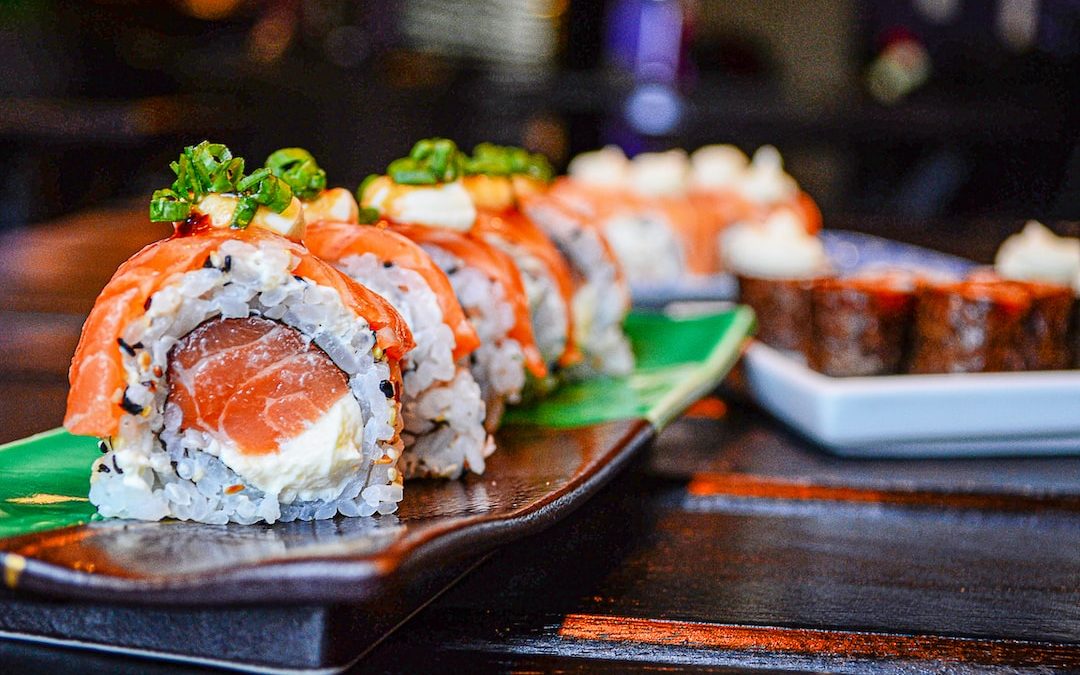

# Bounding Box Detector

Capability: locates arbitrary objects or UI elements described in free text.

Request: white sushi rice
[334,252,492,479]
[523,200,635,376]
[88,237,403,525]
[422,244,526,431]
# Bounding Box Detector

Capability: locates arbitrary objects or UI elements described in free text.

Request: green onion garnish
[149,141,293,228]
[357,207,381,224]
[464,142,553,182]
[149,189,190,222]
[230,196,259,229]
[265,148,327,201]
[385,138,466,185]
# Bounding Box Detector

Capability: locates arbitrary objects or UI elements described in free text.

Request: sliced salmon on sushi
[516,178,635,378]
[393,223,545,431]
[166,316,353,456]
[354,138,559,430]
[67,141,414,525]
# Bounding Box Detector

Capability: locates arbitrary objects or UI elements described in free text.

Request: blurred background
[0,0,1076,237]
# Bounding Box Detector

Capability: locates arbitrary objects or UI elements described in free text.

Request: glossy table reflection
[2,208,1080,672]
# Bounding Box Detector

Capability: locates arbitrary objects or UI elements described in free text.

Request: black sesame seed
[383,261,394,268]
[223,255,232,273]
[97,463,111,473]
[143,296,153,311]
[293,275,306,283]
[119,389,144,416]
[203,256,214,269]
[117,338,136,357]
[170,460,178,472]
[446,266,459,275]
[379,380,395,398]
[112,456,124,474]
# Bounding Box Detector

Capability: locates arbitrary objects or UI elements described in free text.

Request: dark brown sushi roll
[738,274,819,355]
[908,280,1030,374]
[1014,280,1074,370]
[810,274,915,376]
[965,270,1075,371]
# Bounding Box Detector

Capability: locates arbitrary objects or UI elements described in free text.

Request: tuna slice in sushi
[65,142,414,524]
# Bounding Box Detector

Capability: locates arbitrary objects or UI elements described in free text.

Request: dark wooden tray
[0,306,751,672]
[0,421,652,672]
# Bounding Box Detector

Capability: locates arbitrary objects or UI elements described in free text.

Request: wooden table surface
[2,208,1079,673]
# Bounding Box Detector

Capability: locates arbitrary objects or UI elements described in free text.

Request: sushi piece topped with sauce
[270,146,496,480]
[554,146,689,283]
[461,143,581,387]
[355,139,547,431]
[689,144,823,244]
[65,141,414,524]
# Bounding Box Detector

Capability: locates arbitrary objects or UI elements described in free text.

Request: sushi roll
[967,268,1075,372]
[625,149,715,276]
[265,147,496,479]
[992,221,1080,369]
[1018,280,1075,371]
[554,146,686,283]
[65,142,414,524]
[690,144,823,266]
[462,143,580,382]
[908,279,1029,374]
[303,221,494,480]
[358,139,547,430]
[723,209,831,355]
[518,161,634,377]
[809,272,916,376]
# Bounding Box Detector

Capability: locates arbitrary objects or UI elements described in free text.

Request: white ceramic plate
[744,343,1080,457]
[739,231,1080,457]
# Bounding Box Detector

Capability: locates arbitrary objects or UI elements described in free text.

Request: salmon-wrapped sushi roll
[65,142,413,524]
[517,159,634,377]
[552,146,688,283]
[306,225,492,479]
[462,143,581,383]
[358,139,547,431]
[267,148,492,479]
[690,145,822,267]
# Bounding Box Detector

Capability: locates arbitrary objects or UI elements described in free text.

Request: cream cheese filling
[213,394,367,504]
